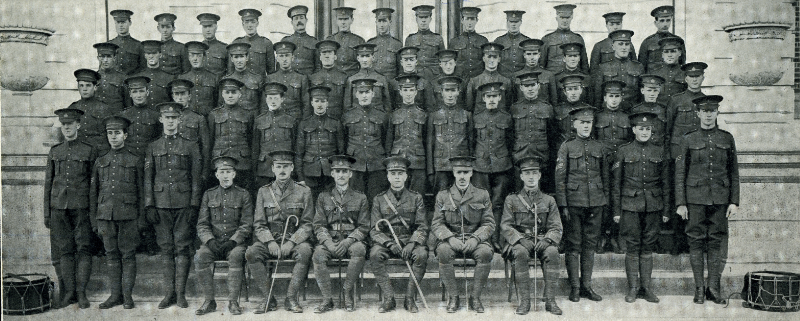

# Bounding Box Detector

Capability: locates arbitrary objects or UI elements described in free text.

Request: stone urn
[722,1,792,86]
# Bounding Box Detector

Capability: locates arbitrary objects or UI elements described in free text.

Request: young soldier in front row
[612,112,669,304]
[501,156,562,315]
[555,106,608,303]
[252,83,297,189]
[387,75,428,196]
[296,86,344,198]
[194,156,253,316]
[311,155,370,313]
[510,71,557,193]
[369,156,429,313]
[431,156,495,313]
[246,151,315,313]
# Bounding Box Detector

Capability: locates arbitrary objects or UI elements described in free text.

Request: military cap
[682,62,708,77]
[640,74,665,88]
[264,82,288,95]
[449,156,476,168]
[481,42,504,55]
[333,7,356,18]
[412,5,434,17]
[629,111,658,127]
[329,155,357,170]
[157,102,183,116]
[168,78,194,92]
[309,85,332,99]
[226,42,251,55]
[603,12,625,23]
[218,77,244,90]
[268,150,295,164]
[651,5,674,18]
[93,42,119,55]
[554,4,577,17]
[692,95,723,111]
[479,82,504,95]
[659,36,684,50]
[398,46,420,57]
[560,42,583,56]
[74,69,101,83]
[602,80,626,94]
[238,9,262,19]
[437,76,463,89]
[197,13,220,25]
[316,39,340,52]
[185,41,209,53]
[517,155,543,171]
[383,156,411,171]
[273,41,296,54]
[395,74,420,88]
[609,29,634,42]
[504,10,526,22]
[212,156,238,170]
[110,9,133,22]
[154,13,177,24]
[460,7,481,17]
[141,40,162,53]
[569,106,596,121]
[124,75,150,89]
[352,78,377,92]
[373,7,394,19]
[559,73,585,86]
[54,108,84,123]
[517,71,541,85]
[436,49,458,62]
[104,115,131,130]
[354,43,377,55]
[520,38,544,52]
[288,5,309,18]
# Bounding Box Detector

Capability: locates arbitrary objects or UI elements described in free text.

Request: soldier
[391,47,436,112]
[432,50,468,105]
[93,42,127,113]
[368,8,403,80]
[90,116,143,309]
[208,78,255,191]
[264,42,310,119]
[590,12,637,73]
[245,150,315,313]
[501,156,563,315]
[311,155,370,313]
[169,79,212,179]
[109,9,144,75]
[555,106,608,303]
[120,76,162,158]
[45,108,97,309]
[387,75,429,196]
[630,75,668,147]
[369,156,429,313]
[465,43,513,113]
[309,40,348,120]
[135,40,175,106]
[296,86,344,198]
[225,43,265,117]
[650,37,687,104]
[143,102,203,309]
[512,39,557,107]
[540,4,589,74]
[431,156,495,313]
[612,112,669,304]
[178,41,219,117]
[510,72,556,194]
[675,95,739,305]
[448,7,488,79]
[405,5,445,78]
[154,13,190,76]
[326,7,366,76]
[554,42,593,106]
[194,156,253,315]
[639,6,686,73]
[231,9,275,76]
[344,44,392,112]
[197,13,228,77]
[668,62,708,157]
[428,76,473,192]
[282,5,319,76]
[495,11,530,78]
[554,74,593,151]
[252,83,297,188]
[342,78,390,203]
[593,30,644,112]
[69,69,113,154]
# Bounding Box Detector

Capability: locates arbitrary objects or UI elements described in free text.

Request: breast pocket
[567,150,584,171]
[180,121,199,141]
[600,49,614,64]
[466,203,485,223]
[646,156,663,176]
[208,198,223,221]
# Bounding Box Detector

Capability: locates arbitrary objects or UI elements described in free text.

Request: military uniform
[177,43,220,117]
[638,6,686,73]
[629,74,668,147]
[391,69,437,112]
[282,6,319,77]
[555,70,593,107]
[119,107,160,156]
[109,10,144,75]
[668,62,708,157]
[589,12,637,73]
[369,8,403,80]
[387,89,428,194]
[326,7,365,76]
[252,84,298,187]
[595,81,632,154]
[136,40,177,106]
[494,11,529,78]
[465,43,513,113]
[540,5,589,73]
[510,72,557,193]
[224,42,265,117]
[169,79,212,179]
[265,43,310,119]
[513,65,557,107]
[208,78,255,189]
[94,43,128,112]
[69,69,113,153]
[448,7,488,79]
[428,78,473,192]
[344,44,392,112]
[309,40,348,120]
[405,30,444,79]
[650,63,685,104]
[554,75,594,150]
[231,9,275,76]
[153,13,189,76]
[295,91,344,197]
[197,13,228,77]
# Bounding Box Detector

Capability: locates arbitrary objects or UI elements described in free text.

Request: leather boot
[373,260,394,311]
[404,264,425,313]
[706,250,726,304]
[440,262,459,313]
[227,268,244,315]
[638,254,659,303]
[624,254,639,303]
[379,296,396,313]
[175,256,191,308]
[249,262,271,314]
[515,257,531,315]
[158,255,177,309]
[59,255,76,308]
[121,259,136,309]
[53,262,65,309]
[610,237,622,254]
[285,259,310,313]
[343,256,365,312]
[99,260,123,309]
[469,262,491,313]
[689,250,705,304]
[565,252,581,302]
[544,271,562,315]
[579,251,602,301]
[312,260,333,307]
[76,255,92,309]
[195,266,216,315]
[403,295,418,313]
[314,298,335,314]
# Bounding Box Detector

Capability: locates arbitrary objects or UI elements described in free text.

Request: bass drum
[3,273,53,315]
[741,271,800,312]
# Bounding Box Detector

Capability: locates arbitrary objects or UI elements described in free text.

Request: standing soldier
[512,39,557,106]
[555,106,608,303]
[69,69,112,154]
[208,78,255,191]
[501,156,563,315]
[495,11,530,78]
[94,42,127,113]
[431,156,495,313]
[465,43,512,113]
[154,13,190,76]
[326,7,365,76]
[90,116,143,309]
[120,76,162,157]
[368,8,403,81]
[540,4,588,74]
[593,30,644,112]
[178,41,220,117]
[311,155,370,313]
[432,50,468,105]
[639,6,686,73]
[194,156,253,316]
[675,95,739,305]
[510,72,556,193]
[45,108,97,309]
[387,75,429,196]
[405,5,445,78]
[590,12,636,73]
[282,5,318,76]
[169,79,212,185]
[109,9,144,75]
[231,9,275,76]
[309,40,348,120]
[245,150,315,313]
[344,44,392,112]
[391,47,436,112]
[135,40,175,106]
[296,86,344,198]
[448,7,488,79]
[554,42,593,106]
[143,102,202,309]
[612,112,669,304]
[225,43,265,117]
[428,76,473,192]
[252,83,297,188]
[369,156,429,313]
[197,13,228,77]
[554,74,593,152]
[650,37,687,104]
[265,42,310,119]
[630,75,668,148]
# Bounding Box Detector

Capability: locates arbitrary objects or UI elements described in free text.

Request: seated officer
[501,155,562,315]
[369,156,429,313]
[246,150,314,313]
[430,156,495,313]
[311,155,369,313]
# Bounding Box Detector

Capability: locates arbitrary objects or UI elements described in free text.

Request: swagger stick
[533,202,538,311]
[266,215,299,306]
[375,219,429,309]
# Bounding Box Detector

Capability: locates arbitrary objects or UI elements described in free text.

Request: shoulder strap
[517,194,541,225]
[382,193,409,229]
[268,185,282,213]
[330,194,353,224]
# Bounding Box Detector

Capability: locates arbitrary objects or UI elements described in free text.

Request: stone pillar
[444,0,462,40]
[315,0,344,39]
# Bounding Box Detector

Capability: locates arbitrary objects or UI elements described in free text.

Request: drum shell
[3,274,53,315]
[742,271,800,312]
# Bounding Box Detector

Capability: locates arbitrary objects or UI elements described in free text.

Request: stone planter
[0,26,54,92]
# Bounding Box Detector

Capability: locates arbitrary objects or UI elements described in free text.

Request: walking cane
[532,202,538,312]
[461,209,468,300]
[266,214,299,306]
[375,219,429,309]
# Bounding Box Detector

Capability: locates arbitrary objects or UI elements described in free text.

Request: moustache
[297,22,305,27]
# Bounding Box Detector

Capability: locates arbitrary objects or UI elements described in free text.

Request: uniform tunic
[264,69,310,119]
[309,67,348,120]
[405,29,445,78]
[386,104,428,170]
[370,188,428,246]
[295,114,343,181]
[230,33,275,75]
[473,109,513,173]
[427,104,473,172]
[177,67,219,116]
[196,184,253,266]
[448,31,488,79]
[666,90,705,156]
[593,57,644,109]
[540,29,588,73]
[344,68,392,112]
[326,31,365,76]
[224,69,265,117]
[282,32,319,76]
[494,32,530,78]
[97,68,127,113]
[119,104,162,157]
[203,38,229,77]
[208,105,254,171]
[465,70,513,113]
[109,35,144,75]
[589,37,637,74]
[368,34,403,80]
[160,38,190,76]
[315,187,370,245]
[638,32,686,73]
[630,102,668,147]
[68,97,112,153]
[252,109,296,178]
[134,67,175,106]
[342,105,389,172]
[512,65,558,107]
[510,98,556,163]
[177,108,211,177]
